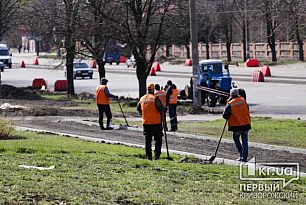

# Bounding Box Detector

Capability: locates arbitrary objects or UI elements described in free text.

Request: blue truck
[104,45,120,65]
[198,59,232,107]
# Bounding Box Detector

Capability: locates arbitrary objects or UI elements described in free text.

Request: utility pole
[244,0,249,60]
[189,0,201,107]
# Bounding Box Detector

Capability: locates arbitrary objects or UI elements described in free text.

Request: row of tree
[1,0,305,98]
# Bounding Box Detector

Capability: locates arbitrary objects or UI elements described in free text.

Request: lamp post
[245,0,249,60]
[189,0,201,107]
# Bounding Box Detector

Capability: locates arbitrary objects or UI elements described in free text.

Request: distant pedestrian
[137,83,164,160]
[165,80,178,132]
[95,78,118,130]
[223,88,251,162]
[18,44,22,54]
[155,83,167,129]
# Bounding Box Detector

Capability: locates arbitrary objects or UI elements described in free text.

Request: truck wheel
[218,96,228,105]
[207,94,217,107]
[9,64,12,68]
[116,62,120,65]
[110,62,112,65]
[90,74,93,79]
[1,67,3,72]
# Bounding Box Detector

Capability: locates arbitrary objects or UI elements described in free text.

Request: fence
[155,42,306,61]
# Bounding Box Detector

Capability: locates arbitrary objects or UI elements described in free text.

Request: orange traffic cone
[150,67,156,76]
[154,62,161,71]
[20,61,26,68]
[33,57,39,65]
[91,60,97,68]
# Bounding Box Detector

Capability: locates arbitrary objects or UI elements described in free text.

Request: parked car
[126,55,136,68]
[0,44,12,68]
[0,62,4,72]
[73,62,93,79]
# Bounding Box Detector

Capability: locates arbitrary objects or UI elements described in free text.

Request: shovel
[208,120,228,162]
[162,112,174,161]
[117,98,129,127]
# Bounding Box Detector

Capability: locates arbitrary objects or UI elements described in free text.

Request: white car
[73,62,93,79]
[0,44,12,68]
[126,55,136,68]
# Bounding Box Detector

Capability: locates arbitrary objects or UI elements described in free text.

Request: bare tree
[0,0,28,42]
[115,0,176,98]
[285,0,305,61]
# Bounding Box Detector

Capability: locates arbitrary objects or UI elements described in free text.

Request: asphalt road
[1,52,306,117]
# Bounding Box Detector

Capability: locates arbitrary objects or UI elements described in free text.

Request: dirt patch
[0,84,41,100]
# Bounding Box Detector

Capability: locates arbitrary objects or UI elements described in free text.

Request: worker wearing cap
[165,80,178,132]
[96,78,118,130]
[223,88,251,162]
[137,83,164,160]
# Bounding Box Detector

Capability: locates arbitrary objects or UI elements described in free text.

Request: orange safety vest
[154,90,167,108]
[140,94,161,125]
[228,97,251,127]
[96,85,110,105]
[169,88,178,104]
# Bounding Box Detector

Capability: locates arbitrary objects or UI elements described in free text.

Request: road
[1,52,306,117]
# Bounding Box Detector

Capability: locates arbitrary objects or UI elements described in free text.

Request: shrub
[0,120,14,140]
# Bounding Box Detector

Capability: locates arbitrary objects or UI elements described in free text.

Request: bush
[0,120,14,140]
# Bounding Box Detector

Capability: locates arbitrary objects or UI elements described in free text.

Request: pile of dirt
[0,84,41,100]
[78,92,95,100]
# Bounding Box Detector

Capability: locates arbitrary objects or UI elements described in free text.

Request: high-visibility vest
[140,94,161,125]
[154,90,166,108]
[228,97,251,127]
[169,88,178,104]
[96,85,110,105]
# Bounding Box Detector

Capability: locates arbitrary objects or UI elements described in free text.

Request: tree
[285,0,305,61]
[115,0,177,98]
[0,0,28,41]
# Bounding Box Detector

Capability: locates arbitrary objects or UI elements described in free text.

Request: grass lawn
[0,131,305,204]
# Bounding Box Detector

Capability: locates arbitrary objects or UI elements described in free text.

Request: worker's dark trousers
[143,124,163,159]
[233,131,249,162]
[97,104,112,129]
[168,104,178,131]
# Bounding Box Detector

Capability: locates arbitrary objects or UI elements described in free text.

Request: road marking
[275,96,291,99]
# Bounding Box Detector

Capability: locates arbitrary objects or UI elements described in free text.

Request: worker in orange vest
[223,88,251,162]
[96,78,118,130]
[137,83,164,160]
[165,80,178,132]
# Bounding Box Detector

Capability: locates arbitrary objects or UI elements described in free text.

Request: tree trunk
[136,58,148,98]
[242,25,247,62]
[295,17,304,61]
[268,33,277,62]
[66,44,75,96]
[226,41,232,62]
[97,60,106,79]
[205,41,210,59]
[185,44,191,59]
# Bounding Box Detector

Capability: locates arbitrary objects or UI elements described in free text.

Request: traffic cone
[150,67,156,76]
[154,62,161,71]
[20,61,26,68]
[33,57,39,65]
[91,60,97,68]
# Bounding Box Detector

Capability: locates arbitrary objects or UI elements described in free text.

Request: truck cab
[199,59,232,106]
[0,44,12,69]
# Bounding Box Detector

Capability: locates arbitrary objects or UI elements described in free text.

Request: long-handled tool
[162,112,173,161]
[208,120,228,162]
[117,98,129,127]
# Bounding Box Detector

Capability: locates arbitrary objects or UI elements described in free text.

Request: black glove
[115,95,119,99]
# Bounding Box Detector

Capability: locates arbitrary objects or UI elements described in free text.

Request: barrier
[252,70,265,82]
[54,80,68,91]
[32,78,47,89]
[150,67,156,76]
[154,62,161,71]
[33,57,39,65]
[246,58,259,67]
[20,61,26,68]
[91,60,97,68]
[120,56,126,63]
[185,59,192,66]
[261,66,271,76]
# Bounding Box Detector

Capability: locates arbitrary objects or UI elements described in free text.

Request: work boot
[106,127,114,130]
[100,126,106,130]
[154,155,160,160]
[147,155,153,160]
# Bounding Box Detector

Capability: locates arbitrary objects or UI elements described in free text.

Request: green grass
[178,117,306,148]
[0,131,305,204]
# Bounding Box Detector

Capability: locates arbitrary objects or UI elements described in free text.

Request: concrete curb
[15,125,306,178]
